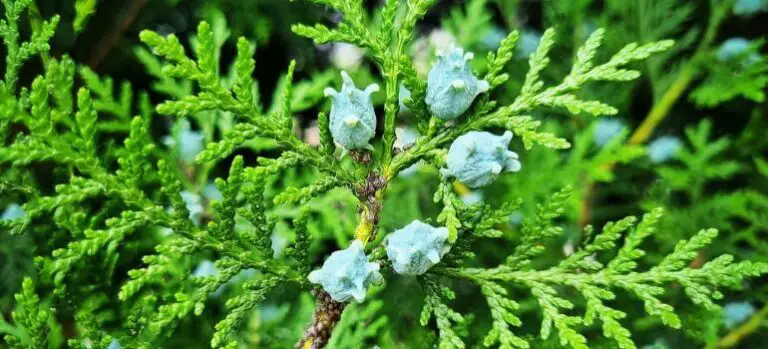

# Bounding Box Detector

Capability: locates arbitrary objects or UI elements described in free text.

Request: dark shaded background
[2,1,768,347]
[21,0,767,142]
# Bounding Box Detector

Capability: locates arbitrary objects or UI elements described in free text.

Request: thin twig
[88,0,149,69]
[297,172,387,348]
[296,290,348,349]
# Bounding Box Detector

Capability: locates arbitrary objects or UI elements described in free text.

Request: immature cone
[648,135,683,163]
[441,131,521,188]
[593,118,626,147]
[386,220,450,275]
[324,71,379,150]
[716,38,761,66]
[733,0,768,16]
[307,240,382,303]
[425,46,489,120]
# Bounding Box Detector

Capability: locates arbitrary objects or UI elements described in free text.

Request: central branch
[353,170,388,244]
[296,170,388,348]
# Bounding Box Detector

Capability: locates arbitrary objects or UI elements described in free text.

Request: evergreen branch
[297,290,348,349]
[73,0,96,33]
[505,187,571,269]
[274,176,343,206]
[211,277,280,348]
[326,299,389,348]
[381,0,435,167]
[484,31,519,88]
[437,211,768,349]
[140,23,348,184]
[1,2,765,349]
[434,181,462,243]
[3,278,53,348]
[420,277,466,349]
[480,281,528,349]
[79,66,134,120]
[390,27,670,178]
[0,0,58,91]
[627,0,731,145]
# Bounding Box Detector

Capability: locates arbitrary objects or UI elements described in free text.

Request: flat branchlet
[0,1,765,349]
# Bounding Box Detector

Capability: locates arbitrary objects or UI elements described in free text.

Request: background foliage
[1,0,767,348]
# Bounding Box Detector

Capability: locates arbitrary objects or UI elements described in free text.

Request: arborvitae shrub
[1,0,768,348]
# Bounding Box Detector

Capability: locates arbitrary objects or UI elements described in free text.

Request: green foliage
[73,0,96,34]
[3,278,56,348]
[656,119,741,194]
[690,42,768,107]
[420,276,467,349]
[439,207,768,349]
[600,0,700,99]
[1,0,767,348]
[442,0,493,49]
[641,118,768,272]
[211,277,280,348]
[326,298,389,348]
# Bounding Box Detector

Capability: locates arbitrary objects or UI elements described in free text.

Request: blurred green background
[2,0,768,348]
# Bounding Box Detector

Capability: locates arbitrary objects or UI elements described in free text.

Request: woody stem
[296,171,388,348]
[295,290,348,349]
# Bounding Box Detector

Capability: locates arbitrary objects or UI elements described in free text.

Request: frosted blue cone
[594,118,626,147]
[107,339,122,349]
[1,203,25,220]
[308,240,382,303]
[425,46,489,120]
[717,38,761,66]
[648,136,682,163]
[386,220,450,275]
[723,301,756,328]
[324,71,379,150]
[441,131,521,188]
[192,260,218,278]
[733,0,767,16]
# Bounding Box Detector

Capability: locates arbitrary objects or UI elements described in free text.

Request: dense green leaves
[1,0,767,348]
[73,0,96,33]
[439,206,768,349]
[421,277,467,349]
[3,278,53,348]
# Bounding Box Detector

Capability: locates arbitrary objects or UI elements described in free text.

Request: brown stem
[88,0,149,68]
[296,290,348,349]
[353,172,387,244]
[296,171,388,348]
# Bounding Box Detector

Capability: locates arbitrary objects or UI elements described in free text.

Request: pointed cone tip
[427,250,441,263]
[308,270,321,283]
[344,116,360,127]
